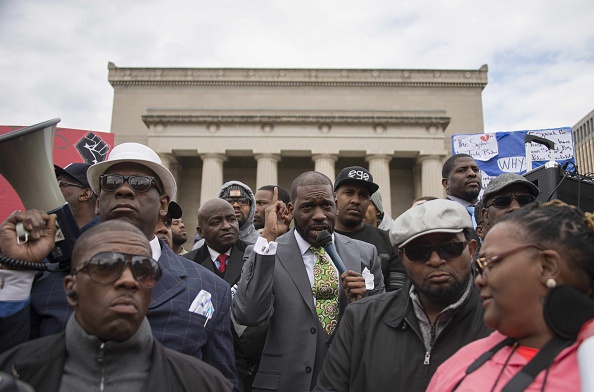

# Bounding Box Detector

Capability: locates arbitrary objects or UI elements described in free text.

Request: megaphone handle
[15,222,29,244]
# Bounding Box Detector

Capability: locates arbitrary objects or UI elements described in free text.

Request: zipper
[423,351,431,365]
[98,342,106,392]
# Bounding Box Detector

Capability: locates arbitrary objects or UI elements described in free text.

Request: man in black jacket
[0,220,231,392]
[333,166,406,292]
[314,199,492,392]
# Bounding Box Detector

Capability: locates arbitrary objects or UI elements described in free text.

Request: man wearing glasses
[0,143,240,391]
[0,219,232,392]
[480,173,540,235]
[314,199,492,392]
[218,181,259,244]
[54,163,98,230]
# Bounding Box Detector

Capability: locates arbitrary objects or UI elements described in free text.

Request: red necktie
[217,254,229,273]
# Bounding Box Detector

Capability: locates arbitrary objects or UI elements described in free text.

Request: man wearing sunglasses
[0,143,240,391]
[315,199,492,392]
[480,173,540,235]
[0,220,232,392]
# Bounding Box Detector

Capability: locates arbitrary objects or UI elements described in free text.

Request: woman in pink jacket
[427,200,594,392]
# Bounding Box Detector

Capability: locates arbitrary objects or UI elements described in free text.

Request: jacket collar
[383,277,481,329]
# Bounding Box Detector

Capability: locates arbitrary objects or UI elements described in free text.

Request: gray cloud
[1,0,593,133]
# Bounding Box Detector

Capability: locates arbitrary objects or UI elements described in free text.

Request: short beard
[462,188,480,202]
[413,273,471,307]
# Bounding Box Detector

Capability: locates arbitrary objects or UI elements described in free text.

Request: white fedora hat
[87,143,177,200]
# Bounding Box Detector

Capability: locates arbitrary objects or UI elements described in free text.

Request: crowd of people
[0,146,593,392]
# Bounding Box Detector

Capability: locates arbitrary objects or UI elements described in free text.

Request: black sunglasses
[486,194,536,209]
[100,174,163,194]
[224,198,250,206]
[403,241,468,262]
[73,251,162,288]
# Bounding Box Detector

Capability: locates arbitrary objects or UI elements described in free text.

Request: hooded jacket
[217,181,259,244]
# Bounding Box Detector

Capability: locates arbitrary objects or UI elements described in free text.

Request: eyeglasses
[403,241,468,262]
[58,180,85,189]
[73,251,162,288]
[100,174,163,194]
[224,198,250,206]
[476,244,543,277]
[485,194,536,209]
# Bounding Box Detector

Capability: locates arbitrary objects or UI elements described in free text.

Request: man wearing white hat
[0,143,239,391]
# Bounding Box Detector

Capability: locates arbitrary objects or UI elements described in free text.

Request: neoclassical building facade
[108,63,488,233]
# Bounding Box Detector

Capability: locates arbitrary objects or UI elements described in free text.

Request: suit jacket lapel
[225,244,244,286]
[277,230,317,318]
[193,246,218,275]
[333,234,361,315]
[150,243,187,308]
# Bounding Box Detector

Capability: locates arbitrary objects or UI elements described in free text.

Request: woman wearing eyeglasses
[427,200,594,392]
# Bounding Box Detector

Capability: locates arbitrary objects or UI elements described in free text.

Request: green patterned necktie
[310,246,339,335]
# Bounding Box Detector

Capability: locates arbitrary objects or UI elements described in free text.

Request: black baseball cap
[334,166,379,195]
[168,201,182,219]
[54,163,92,188]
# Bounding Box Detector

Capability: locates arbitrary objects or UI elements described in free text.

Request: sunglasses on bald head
[485,194,536,209]
[403,241,468,263]
[72,251,162,288]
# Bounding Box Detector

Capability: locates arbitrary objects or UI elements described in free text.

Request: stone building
[108,63,488,235]
[573,108,594,175]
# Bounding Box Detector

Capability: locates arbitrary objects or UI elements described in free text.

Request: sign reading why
[452,127,575,190]
[0,124,115,221]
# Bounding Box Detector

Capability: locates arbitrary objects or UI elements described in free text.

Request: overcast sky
[1,0,593,135]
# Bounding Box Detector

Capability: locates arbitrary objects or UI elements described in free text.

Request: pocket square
[362,267,374,290]
[189,289,214,317]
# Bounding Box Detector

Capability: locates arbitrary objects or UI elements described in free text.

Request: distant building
[108,63,488,234]
[574,108,594,175]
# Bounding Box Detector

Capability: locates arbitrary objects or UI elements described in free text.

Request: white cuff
[254,236,277,255]
[0,270,36,301]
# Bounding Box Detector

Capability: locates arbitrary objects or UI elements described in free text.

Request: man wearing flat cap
[481,173,539,236]
[333,166,406,292]
[315,199,492,392]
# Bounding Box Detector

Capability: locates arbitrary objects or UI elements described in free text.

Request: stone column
[255,154,281,188]
[417,154,444,198]
[366,154,392,218]
[158,153,181,191]
[313,154,337,181]
[200,153,227,206]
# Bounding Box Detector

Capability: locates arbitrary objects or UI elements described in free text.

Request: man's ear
[467,239,478,259]
[80,188,95,202]
[197,225,204,238]
[288,202,294,216]
[481,207,490,226]
[159,195,170,217]
[94,197,100,215]
[441,178,449,191]
[64,275,78,308]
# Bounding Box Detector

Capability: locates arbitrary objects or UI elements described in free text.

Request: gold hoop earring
[545,278,557,289]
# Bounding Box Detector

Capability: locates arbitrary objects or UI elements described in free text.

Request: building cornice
[109,62,488,90]
[142,110,451,128]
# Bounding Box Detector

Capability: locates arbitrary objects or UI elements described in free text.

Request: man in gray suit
[232,172,385,392]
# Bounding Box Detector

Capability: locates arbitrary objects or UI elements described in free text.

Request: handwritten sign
[453,133,498,161]
[452,127,575,191]
[527,128,574,162]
